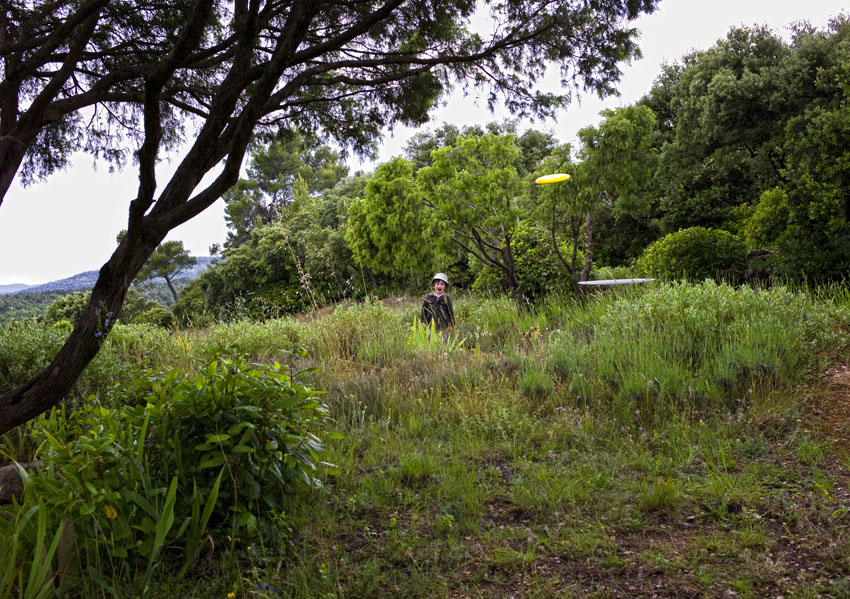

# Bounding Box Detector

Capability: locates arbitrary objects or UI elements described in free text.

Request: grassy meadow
[2,280,850,598]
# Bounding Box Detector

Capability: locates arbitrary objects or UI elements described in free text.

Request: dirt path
[811,362,850,452]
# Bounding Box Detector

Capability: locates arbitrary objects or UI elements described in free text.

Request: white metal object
[577,278,655,286]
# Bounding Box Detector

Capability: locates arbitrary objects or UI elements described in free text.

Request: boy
[421,272,455,338]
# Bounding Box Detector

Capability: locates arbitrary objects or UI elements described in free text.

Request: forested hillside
[0,290,70,324]
[0,258,214,324]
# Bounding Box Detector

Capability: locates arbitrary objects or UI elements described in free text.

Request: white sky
[1,0,846,285]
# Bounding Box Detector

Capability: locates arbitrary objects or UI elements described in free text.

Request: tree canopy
[222,130,349,248]
[418,132,528,303]
[136,240,197,303]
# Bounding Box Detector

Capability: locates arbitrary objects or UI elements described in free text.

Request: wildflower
[227,594,236,598]
[103,505,118,519]
[94,332,103,338]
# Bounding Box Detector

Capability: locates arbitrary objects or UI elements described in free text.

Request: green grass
[2,282,850,597]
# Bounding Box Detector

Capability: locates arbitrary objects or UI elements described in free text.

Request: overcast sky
[1,0,847,285]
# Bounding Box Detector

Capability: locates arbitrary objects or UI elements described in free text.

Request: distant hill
[0,283,32,294]
[1,256,216,296]
[0,257,217,323]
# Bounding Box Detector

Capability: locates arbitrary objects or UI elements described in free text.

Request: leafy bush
[0,321,60,392]
[636,226,747,282]
[2,352,333,595]
[141,352,332,524]
[743,187,790,248]
[42,290,91,325]
[171,278,213,327]
[132,306,176,329]
[43,289,163,326]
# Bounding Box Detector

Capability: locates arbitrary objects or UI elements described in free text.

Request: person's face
[433,280,446,294]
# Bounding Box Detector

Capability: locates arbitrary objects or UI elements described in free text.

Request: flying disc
[535,173,570,184]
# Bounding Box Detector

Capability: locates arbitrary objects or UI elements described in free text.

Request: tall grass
[2,280,850,597]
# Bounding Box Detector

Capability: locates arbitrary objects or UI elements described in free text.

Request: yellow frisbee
[535,173,570,184]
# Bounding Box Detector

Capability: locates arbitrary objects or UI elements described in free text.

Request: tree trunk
[580,211,594,283]
[0,143,28,206]
[0,234,160,435]
[502,244,527,308]
[165,275,179,303]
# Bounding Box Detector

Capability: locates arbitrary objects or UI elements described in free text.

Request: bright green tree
[347,158,437,276]
[534,144,587,292]
[418,132,528,304]
[223,131,349,248]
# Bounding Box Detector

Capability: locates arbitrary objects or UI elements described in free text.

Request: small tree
[418,132,528,305]
[346,158,436,276]
[574,105,659,280]
[136,241,197,303]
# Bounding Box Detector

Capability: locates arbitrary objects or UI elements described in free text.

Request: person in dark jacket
[421,272,455,338]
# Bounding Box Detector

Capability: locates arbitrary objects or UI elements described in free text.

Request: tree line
[174,15,850,324]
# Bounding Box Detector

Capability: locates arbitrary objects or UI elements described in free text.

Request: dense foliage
[0,290,70,325]
[636,227,748,282]
[642,16,850,279]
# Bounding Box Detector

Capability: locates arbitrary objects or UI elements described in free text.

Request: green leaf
[198,456,226,469]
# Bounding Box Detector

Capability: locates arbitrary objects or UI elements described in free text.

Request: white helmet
[432,272,449,285]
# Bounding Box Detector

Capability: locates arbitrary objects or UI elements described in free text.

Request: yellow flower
[103,505,117,520]
[227,593,236,598]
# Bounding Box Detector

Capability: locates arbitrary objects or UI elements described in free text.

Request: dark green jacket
[421,293,455,330]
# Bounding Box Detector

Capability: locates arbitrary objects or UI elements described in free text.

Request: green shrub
[142,352,332,522]
[171,279,213,327]
[636,227,747,282]
[0,321,59,392]
[132,306,176,329]
[3,352,332,595]
[42,290,91,325]
[743,188,790,248]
